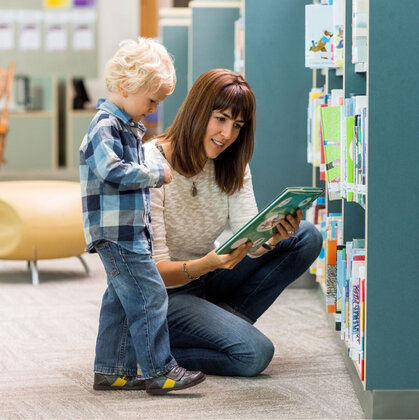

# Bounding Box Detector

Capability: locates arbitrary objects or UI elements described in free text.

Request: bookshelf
[0,0,99,172]
[305,0,419,418]
[65,79,96,169]
[237,0,419,417]
[2,76,59,170]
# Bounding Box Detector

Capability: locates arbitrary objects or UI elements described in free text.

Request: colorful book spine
[336,244,346,331]
[325,213,342,312]
[350,253,365,363]
[315,213,327,285]
[307,89,325,166]
[359,264,366,381]
[338,95,367,204]
[308,197,326,276]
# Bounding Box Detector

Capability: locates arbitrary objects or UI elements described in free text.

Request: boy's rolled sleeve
[147,162,165,188]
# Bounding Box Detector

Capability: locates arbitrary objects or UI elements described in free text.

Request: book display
[226,0,419,416]
[303,0,419,417]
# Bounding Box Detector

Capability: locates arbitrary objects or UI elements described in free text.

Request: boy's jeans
[94,241,177,379]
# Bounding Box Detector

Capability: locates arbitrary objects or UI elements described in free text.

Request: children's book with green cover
[216,187,324,255]
[320,105,342,200]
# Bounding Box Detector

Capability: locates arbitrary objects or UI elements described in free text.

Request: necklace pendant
[191,182,198,197]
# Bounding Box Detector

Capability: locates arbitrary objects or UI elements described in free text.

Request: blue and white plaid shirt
[79,99,165,254]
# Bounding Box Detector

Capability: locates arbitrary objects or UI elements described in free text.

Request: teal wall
[161,24,189,130]
[190,6,239,85]
[245,0,313,207]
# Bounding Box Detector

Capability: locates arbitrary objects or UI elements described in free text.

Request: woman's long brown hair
[161,68,256,195]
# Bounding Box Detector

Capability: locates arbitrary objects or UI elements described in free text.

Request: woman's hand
[270,209,303,246]
[157,242,252,288]
[205,242,253,271]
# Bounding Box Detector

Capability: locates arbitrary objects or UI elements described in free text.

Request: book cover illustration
[305,4,334,68]
[216,187,323,255]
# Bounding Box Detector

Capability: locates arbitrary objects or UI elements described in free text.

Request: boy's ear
[120,86,128,98]
[120,80,128,98]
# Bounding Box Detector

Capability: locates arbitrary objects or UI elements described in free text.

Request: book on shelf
[352,0,368,65]
[320,105,342,200]
[332,0,345,68]
[344,99,355,201]
[350,253,365,364]
[305,4,334,68]
[319,104,327,180]
[313,95,367,204]
[325,213,342,314]
[336,244,346,331]
[216,187,323,255]
[307,89,325,166]
[339,238,365,379]
[358,264,366,381]
[347,95,367,205]
[313,212,366,376]
[234,16,244,75]
[315,209,327,285]
[307,197,326,276]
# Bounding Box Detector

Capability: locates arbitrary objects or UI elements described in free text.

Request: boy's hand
[163,164,172,184]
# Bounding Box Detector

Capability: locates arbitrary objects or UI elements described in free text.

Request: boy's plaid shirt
[79,99,164,254]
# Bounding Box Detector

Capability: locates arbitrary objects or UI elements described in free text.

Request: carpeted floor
[0,254,364,419]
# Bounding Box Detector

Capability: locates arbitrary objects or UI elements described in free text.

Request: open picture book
[216,186,324,255]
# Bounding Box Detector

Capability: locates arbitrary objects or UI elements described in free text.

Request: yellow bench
[0,180,88,285]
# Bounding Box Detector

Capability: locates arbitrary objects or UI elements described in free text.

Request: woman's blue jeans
[166,221,323,377]
[94,241,177,379]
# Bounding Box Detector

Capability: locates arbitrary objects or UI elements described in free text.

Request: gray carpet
[0,254,364,419]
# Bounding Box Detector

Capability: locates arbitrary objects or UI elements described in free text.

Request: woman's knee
[233,331,275,377]
[299,221,323,256]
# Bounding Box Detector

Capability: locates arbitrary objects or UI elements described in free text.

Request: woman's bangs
[214,84,253,121]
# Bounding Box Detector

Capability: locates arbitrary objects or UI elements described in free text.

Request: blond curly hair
[104,37,176,95]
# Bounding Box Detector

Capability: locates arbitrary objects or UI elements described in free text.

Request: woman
[144,69,322,377]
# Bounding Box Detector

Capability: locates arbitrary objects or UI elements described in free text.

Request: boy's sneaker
[93,373,146,390]
[145,365,205,395]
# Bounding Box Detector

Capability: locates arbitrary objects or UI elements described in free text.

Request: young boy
[79,37,205,395]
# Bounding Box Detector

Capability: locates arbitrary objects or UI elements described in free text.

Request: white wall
[86,0,139,103]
